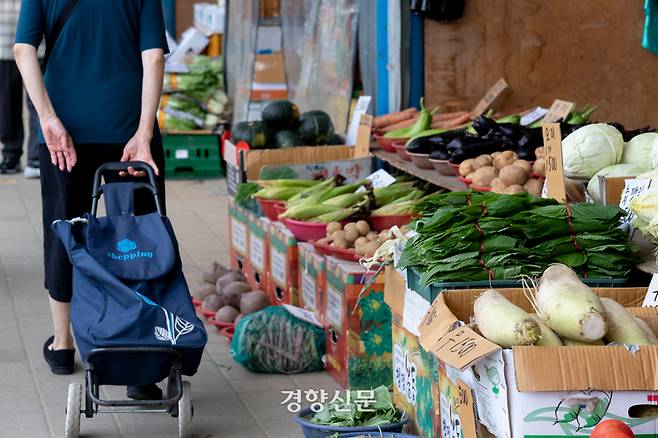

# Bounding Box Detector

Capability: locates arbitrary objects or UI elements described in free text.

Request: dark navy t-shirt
[15,0,169,144]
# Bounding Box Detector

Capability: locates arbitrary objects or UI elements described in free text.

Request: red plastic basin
[392,140,411,161]
[374,133,404,153]
[282,218,329,242]
[256,197,285,222]
[369,214,414,232]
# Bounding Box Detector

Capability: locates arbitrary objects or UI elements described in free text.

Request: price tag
[346,96,372,146]
[542,99,575,124]
[393,343,417,406]
[353,114,373,158]
[223,139,238,168]
[430,326,499,371]
[301,271,317,310]
[358,169,396,192]
[175,149,189,159]
[642,274,658,307]
[541,123,567,202]
[520,106,548,126]
[472,78,508,117]
[326,285,343,329]
[270,248,287,286]
[231,220,247,255]
[402,288,430,336]
[249,234,265,271]
[618,178,652,229]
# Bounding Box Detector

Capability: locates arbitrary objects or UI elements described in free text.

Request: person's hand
[41,115,76,172]
[121,130,159,177]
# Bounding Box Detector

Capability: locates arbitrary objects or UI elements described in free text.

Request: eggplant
[406,134,453,155]
[608,122,656,142]
[448,139,510,164]
[472,116,498,136]
[429,150,450,160]
[446,136,485,153]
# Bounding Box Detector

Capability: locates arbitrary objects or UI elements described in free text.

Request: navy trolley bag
[52,162,207,385]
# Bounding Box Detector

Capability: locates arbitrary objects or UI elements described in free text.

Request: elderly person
[14,0,168,400]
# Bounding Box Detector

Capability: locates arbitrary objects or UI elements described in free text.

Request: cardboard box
[246,213,270,291]
[268,221,299,306]
[392,316,441,438]
[324,257,391,389]
[228,199,250,275]
[418,287,658,437]
[297,242,326,324]
[253,53,286,84]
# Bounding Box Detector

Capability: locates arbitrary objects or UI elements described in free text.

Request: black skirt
[39,142,166,302]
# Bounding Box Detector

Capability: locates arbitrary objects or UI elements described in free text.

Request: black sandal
[43,336,75,375]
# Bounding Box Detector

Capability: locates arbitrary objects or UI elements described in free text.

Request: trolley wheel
[178,381,193,438]
[65,383,82,438]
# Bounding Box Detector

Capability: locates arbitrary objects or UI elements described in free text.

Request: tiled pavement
[0,175,340,437]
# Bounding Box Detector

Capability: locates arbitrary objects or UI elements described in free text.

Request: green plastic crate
[162,132,224,179]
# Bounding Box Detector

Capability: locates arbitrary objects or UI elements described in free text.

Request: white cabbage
[621,132,658,167]
[630,187,658,243]
[562,123,624,179]
[586,164,649,203]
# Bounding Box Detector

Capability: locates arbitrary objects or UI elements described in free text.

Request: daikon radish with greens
[528,314,563,346]
[561,337,605,346]
[535,264,607,342]
[634,316,658,344]
[475,289,540,347]
[601,298,654,345]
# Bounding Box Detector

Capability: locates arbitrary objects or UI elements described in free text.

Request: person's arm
[13,45,76,172]
[121,48,164,176]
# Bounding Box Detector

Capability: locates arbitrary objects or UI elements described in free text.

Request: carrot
[372,108,417,129]
[431,112,474,129]
[382,115,420,132]
[432,111,470,123]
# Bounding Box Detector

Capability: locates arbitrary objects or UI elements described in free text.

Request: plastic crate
[162,132,224,179]
[406,267,629,304]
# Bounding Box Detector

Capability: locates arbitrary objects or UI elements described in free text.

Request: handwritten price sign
[542,123,566,202]
[642,274,658,307]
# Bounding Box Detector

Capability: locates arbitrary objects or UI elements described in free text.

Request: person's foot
[43,336,75,375]
[0,159,20,174]
[23,161,40,179]
[127,384,163,400]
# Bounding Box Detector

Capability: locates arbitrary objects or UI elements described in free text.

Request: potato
[472,154,493,170]
[493,150,518,169]
[240,290,270,314]
[491,151,501,157]
[459,158,475,176]
[355,220,370,236]
[215,305,240,323]
[344,228,360,244]
[326,221,342,235]
[202,293,224,312]
[532,158,546,177]
[490,178,507,194]
[499,164,529,186]
[524,178,544,196]
[471,166,498,187]
[366,231,378,241]
[223,282,252,308]
[355,243,367,256]
[504,184,526,194]
[317,237,331,245]
[512,159,532,174]
[332,237,348,249]
[192,283,217,301]
[535,147,544,158]
[354,236,369,247]
[202,261,227,285]
[216,270,247,295]
[330,230,345,241]
[466,172,476,181]
[343,223,358,235]
[365,241,380,257]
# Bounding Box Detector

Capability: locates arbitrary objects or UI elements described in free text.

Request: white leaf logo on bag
[135,291,194,345]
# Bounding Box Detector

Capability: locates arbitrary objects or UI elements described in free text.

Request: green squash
[298,110,335,145]
[261,100,300,130]
[231,121,271,149]
[273,130,304,148]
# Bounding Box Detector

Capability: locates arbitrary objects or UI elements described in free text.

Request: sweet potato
[240,290,271,314]
[223,282,252,308]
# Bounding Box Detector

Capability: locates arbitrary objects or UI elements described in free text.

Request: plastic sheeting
[280,0,359,133]
[225,0,259,125]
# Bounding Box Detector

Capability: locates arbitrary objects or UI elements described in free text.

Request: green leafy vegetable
[310,385,400,427]
[235,182,261,206]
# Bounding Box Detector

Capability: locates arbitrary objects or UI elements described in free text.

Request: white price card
[520,107,548,126]
[249,234,265,271]
[345,96,372,146]
[301,271,317,310]
[231,220,247,255]
[223,140,238,168]
[402,288,431,336]
[357,169,396,193]
[642,274,658,307]
[618,178,652,230]
[270,248,287,286]
[326,285,343,329]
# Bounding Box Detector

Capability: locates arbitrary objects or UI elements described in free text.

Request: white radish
[528,314,563,346]
[634,316,658,345]
[561,337,605,346]
[601,298,654,345]
[475,289,541,347]
[535,264,607,342]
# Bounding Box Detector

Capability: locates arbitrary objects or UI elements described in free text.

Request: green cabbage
[630,187,658,242]
[562,123,624,179]
[586,164,649,203]
[622,132,658,167]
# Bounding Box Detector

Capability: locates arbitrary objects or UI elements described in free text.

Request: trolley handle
[91,161,164,217]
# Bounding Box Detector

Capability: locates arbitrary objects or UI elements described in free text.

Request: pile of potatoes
[317,220,399,258]
[191,262,270,324]
[458,148,546,196]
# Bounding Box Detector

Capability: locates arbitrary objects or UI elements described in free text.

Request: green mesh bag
[230,306,325,374]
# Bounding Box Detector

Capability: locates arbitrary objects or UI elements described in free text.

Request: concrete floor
[0,174,340,438]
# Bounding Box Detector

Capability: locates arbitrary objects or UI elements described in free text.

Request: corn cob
[252,186,305,201]
[323,192,366,208]
[312,207,360,223]
[253,179,321,188]
[286,186,335,208]
[392,189,424,203]
[374,183,415,207]
[370,200,416,216]
[319,180,367,201]
[279,203,343,220]
[286,178,337,204]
